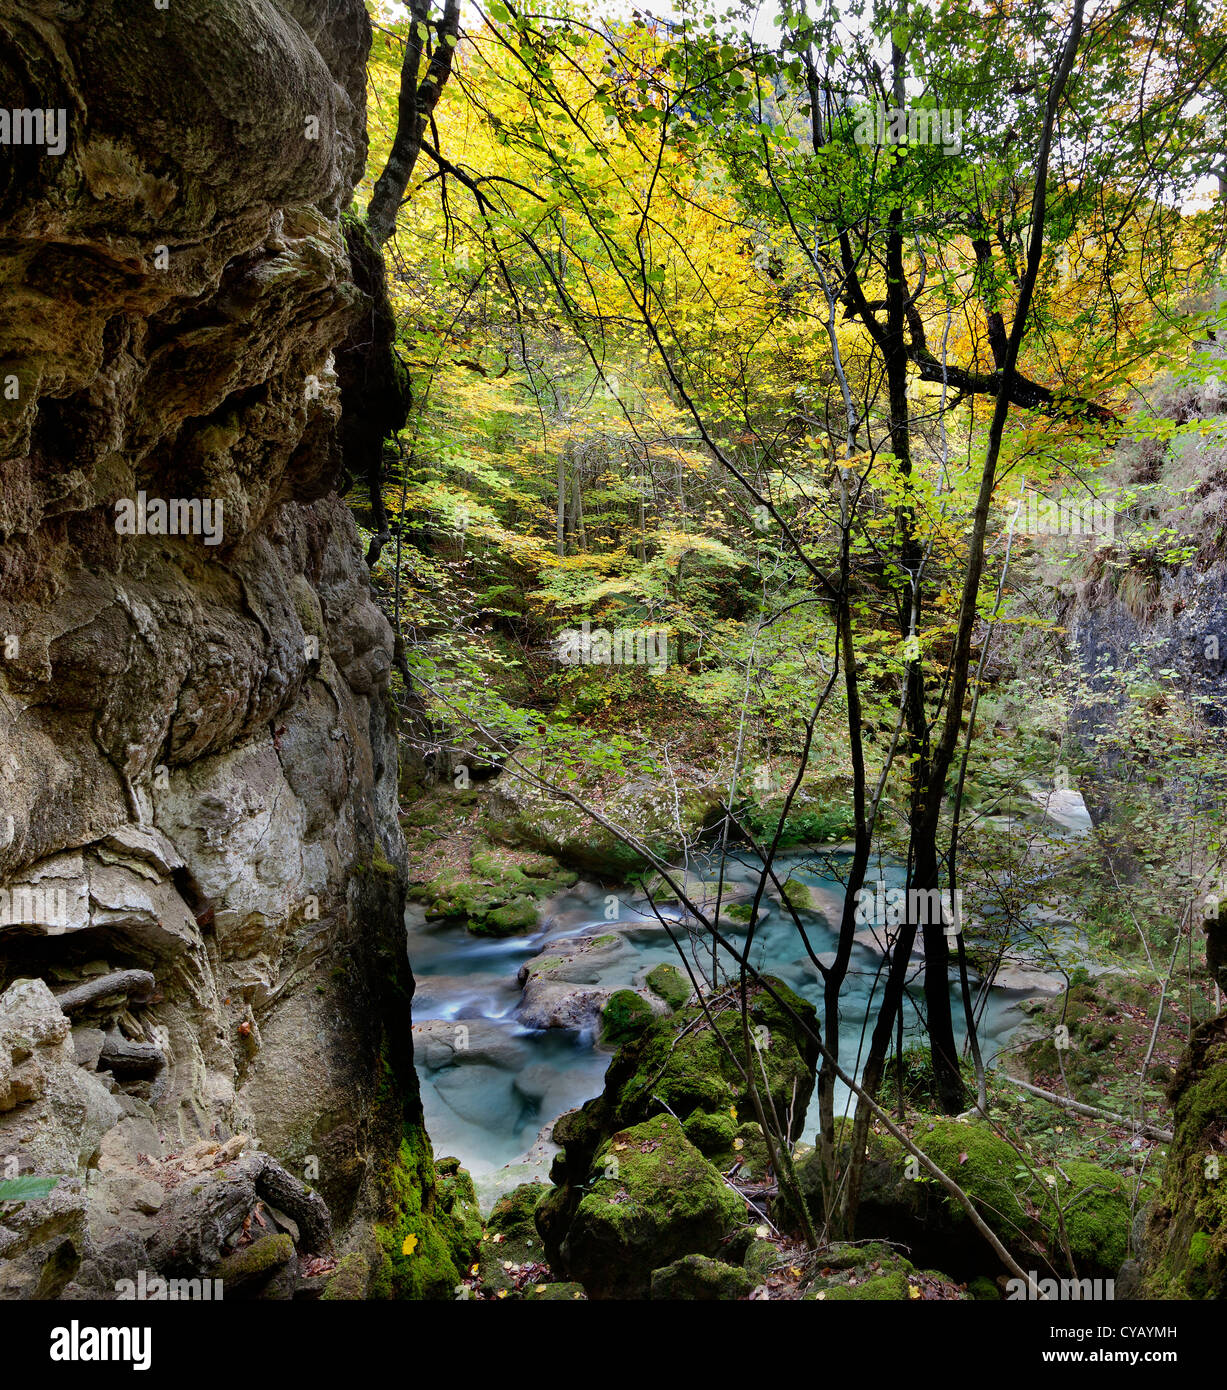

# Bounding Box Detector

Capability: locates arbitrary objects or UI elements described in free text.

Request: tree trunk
[366,0,461,248]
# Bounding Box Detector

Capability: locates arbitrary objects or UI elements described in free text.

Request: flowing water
[408,848,1056,1207]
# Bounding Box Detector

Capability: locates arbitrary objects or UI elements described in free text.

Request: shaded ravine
[408,843,1088,1209]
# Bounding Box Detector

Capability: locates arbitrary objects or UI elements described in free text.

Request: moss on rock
[803,1245,931,1301]
[371,1130,468,1300]
[488,1181,548,1241]
[821,1270,912,1300]
[610,980,818,1137]
[433,1157,483,1265]
[646,963,690,1011]
[743,1238,780,1282]
[479,897,540,935]
[650,1254,756,1300]
[777,876,814,912]
[1142,1015,1227,1298]
[320,1251,370,1301]
[601,989,656,1045]
[559,1115,746,1298]
[476,1171,551,1298]
[741,794,856,849]
[213,1233,294,1295]
[419,843,577,936]
[537,979,818,1287]
[683,1108,738,1157]
[794,1116,1133,1281]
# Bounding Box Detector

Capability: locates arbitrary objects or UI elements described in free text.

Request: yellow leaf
[908,1284,921,1299]
[402,1233,419,1256]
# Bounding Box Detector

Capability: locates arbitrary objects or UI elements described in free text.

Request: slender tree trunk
[366,0,461,247]
[556,452,567,557]
[843,5,1088,1235]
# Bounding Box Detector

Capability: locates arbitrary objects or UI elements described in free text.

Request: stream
[408,844,1077,1208]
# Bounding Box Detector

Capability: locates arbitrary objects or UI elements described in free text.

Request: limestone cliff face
[0,1,447,1299]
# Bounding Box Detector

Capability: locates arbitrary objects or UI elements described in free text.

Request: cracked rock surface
[0,0,427,1300]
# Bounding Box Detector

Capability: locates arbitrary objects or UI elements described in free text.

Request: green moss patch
[650,1254,756,1300]
[371,1129,471,1300]
[562,1115,746,1298]
[1142,1015,1227,1298]
[601,989,655,1045]
[646,962,690,1010]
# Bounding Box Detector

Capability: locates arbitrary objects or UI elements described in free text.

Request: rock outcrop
[1136,1015,1227,1298]
[788,1115,1133,1283]
[0,0,458,1299]
[536,979,818,1295]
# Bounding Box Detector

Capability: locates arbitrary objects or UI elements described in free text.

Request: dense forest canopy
[332,0,1227,1277]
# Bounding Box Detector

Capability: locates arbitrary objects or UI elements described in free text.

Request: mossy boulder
[320,1251,369,1301]
[819,1240,900,1270]
[415,844,577,936]
[776,876,814,912]
[650,1254,756,1300]
[488,1181,548,1241]
[819,1270,912,1300]
[727,1121,771,1177]
[531,1281,588,1300]
[1141,1014,1227,1298]
[433,1157,483,1265]
[646,962,690,1011]
[476,1231,544,1298]
[480,897,540,935]
[740,790,856,849]
[474,1180,551,1298]
[400,801,442,829]
[793,1117,1132,1280]
[538,980,817,1285]
[551,1115,745,1298]
[601,990,655,1045]
[521,854,574,880]
[645,872,745,912]
[683,1108,737,1156]
[371,1130,471,1300]
[743,1238,780,1282]
[212,1233,294,1297]
[486,773,723,877]
[607,980,818,1142]
[803,1245,934,1301]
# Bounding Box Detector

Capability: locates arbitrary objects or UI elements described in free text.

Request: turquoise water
[408,849,1035,1193]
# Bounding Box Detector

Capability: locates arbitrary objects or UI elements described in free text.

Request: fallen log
[1008,1075,1173,1142]
[55,970,156,1016]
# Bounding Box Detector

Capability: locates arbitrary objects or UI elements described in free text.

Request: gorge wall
[0,0,456,1299]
